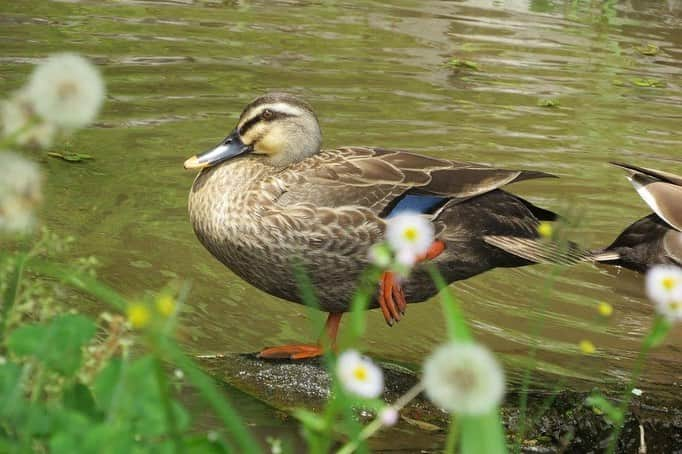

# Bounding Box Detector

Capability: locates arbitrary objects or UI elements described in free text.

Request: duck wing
[274,147,555,218]
[612,162,682,231]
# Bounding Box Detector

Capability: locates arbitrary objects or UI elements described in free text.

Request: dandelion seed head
[422,342,504,415]
[1,91,56,149]
[26,53,105,129]
[337,350,384,399]
[0,152,42,234]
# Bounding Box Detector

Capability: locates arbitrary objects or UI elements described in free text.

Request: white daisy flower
[337,350,384,399]
[1,91,56,148]
[655,286,682,323]
[25,53,105,130]
[385,212,434,258]
[646,265,682,308]
[422,342,505,415]
[0,152,43,234]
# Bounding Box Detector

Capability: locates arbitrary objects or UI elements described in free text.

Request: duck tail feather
[483,235,590,265]
[588,250,622,262]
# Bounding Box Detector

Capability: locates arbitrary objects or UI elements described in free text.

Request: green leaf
[447,59,479,71]
[645,316,671,348]
[585,393,623,424]
[537,99,559,108]
[293,409,327,432]
[459,411,507,454]
[8,314,96,376]
[93,356,190,438]
[63,382,101,422]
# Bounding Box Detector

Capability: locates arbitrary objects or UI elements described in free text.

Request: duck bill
[184,130,251,170]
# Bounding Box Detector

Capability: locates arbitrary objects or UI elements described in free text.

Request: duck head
[184,92,322,170]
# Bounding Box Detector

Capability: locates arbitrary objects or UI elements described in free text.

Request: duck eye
[262,109,273,120]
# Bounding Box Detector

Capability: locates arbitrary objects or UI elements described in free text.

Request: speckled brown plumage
[188,146,557,312]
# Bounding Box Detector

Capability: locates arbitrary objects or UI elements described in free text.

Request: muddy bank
[199,353,682,453]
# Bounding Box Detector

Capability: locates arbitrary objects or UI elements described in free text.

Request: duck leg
[378,240,446,326]
[257,312,343,360]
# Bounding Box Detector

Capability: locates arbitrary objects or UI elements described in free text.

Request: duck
[592,162,682,272]
[184,92,565,360]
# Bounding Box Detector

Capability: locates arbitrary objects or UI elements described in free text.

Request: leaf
[447,59,479,71]
[635,43,659,56]
[293,409,327,432]
[459,411,507,454]
[8,314,96,376]
[537,99,559,108]
[630,77,666,88]
[585,393,623,424]
[47,152,93,163]
[63,382,101,422]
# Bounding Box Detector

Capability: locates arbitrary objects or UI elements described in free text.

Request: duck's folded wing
[274,147,555,217]
[612,162,682,231]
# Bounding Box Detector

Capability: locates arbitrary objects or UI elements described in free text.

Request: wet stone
[199,353,682,452]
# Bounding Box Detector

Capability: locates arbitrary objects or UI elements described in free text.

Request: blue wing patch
[385,194,448,218]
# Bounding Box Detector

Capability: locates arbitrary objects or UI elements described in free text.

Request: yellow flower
[537,221,553,239]
[579,340,596,354]
[126,303,151,329]
[597,302,613,317]
[155,295,176,317]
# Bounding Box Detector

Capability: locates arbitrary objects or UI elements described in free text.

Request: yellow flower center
[126,304,151,329]
[661,277,677,291]
[156,295,176,317]
[669,301,681,311]
[403,227,418,242]
[353,366,368,382]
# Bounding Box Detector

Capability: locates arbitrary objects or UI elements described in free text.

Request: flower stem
[515,264,562,453]
[444,416,459,454]
[336,382,424,454]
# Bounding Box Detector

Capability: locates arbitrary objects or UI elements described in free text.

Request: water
[2,0,681,448]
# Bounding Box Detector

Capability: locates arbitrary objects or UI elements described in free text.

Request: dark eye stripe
[238,110,294,137]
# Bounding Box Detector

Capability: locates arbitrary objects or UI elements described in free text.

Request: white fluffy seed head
[1,91,56,149]
[422,342,505,415]
[337,350,384,399]
[385,212,435,258]
[26,53,105,130]
[0,152,43,234]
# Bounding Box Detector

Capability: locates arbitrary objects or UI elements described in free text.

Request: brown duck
[593,162,682,272]
[184,92,563,359]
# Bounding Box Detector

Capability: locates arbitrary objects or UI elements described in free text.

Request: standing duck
[184,92,563,359]
[592,162,682,272]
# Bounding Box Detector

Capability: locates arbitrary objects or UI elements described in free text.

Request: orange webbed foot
[257,344,324,360]
[379,271,406,326]
[378,240,446,327]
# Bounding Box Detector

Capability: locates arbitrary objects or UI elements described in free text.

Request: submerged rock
[199,353,682,453]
